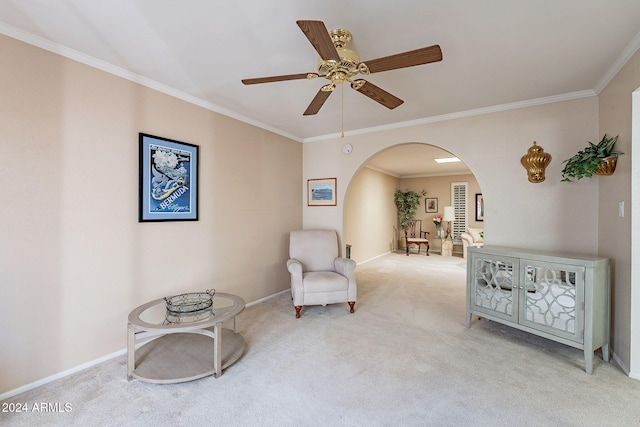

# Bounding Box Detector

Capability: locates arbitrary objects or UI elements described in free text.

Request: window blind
[451,182,468,242]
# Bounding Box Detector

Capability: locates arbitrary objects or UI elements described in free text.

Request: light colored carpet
[3,252,640,426]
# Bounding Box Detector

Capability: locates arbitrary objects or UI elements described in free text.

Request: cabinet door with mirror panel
[468,254,519,324]
[519,261,584,343]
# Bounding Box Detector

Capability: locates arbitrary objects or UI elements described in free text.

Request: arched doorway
[343,143,483,263]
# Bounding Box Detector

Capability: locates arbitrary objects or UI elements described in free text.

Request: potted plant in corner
[394,189,426,254]
[561,134,622,182]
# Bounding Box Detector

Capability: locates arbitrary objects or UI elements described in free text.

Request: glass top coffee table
[127,292,245,384]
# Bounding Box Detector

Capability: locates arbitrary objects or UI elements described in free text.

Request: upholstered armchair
[286,229,357,318]
[461,227,484,258]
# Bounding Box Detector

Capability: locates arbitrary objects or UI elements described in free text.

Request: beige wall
[598,49,640,376]
[0,35,302,394]
[343,167,399,262]
[304,96,600,256]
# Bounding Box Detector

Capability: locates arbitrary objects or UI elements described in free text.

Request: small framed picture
[476,193,484,222]
[425,198,438,213]
[139,133,199,222]
[307,178,337,206]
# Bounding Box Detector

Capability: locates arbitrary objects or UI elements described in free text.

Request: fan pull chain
[341,84,345,138]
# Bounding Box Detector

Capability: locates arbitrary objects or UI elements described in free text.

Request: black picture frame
[139,133,199,222]
[475,193,484,222]
[425,198,438,213]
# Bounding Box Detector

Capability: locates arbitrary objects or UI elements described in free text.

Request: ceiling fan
[241,20,443,116]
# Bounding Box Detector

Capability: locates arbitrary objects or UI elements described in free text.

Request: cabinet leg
[585,350,594,375]
[466,312,472,328]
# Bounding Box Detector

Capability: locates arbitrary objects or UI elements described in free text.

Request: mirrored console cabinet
[466,246,610,374]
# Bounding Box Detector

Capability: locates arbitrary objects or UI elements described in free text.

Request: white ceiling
[1,1,640,176]
[366,144,471,177]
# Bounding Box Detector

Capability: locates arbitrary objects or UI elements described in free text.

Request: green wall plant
[561,134,622,182]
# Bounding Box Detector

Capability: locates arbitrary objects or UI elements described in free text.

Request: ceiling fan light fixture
[330,29,351,48]
[336,47,360,64]
[316,28,361,86]
[242,20,442,116]
[350,79,365,90]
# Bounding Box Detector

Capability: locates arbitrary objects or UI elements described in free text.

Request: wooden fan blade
[297,20,340,61]
[362,45,442,74]
[242,73,311,85]
[303,88,333,116]
[352,80,403,109]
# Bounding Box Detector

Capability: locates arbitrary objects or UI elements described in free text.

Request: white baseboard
[246,289,289,307]
[356,251,392,265]
[612,351,632,377]
[0,288,290,402]
[0,348,126,402]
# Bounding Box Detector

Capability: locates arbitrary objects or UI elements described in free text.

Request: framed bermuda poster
[307,178,337,206]
[139,133,199,222]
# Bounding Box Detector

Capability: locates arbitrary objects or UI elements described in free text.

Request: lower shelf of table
[130,328,245,384]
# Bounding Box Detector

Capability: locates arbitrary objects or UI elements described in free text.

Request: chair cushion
[467,227,484,243]
[407,238,429,243]
[303,271,348,293]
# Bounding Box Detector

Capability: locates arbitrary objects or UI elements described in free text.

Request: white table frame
[127,292,245,384]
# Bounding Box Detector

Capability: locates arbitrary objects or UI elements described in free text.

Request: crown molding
[303,90,596,143]
[7,20,634,144]
[594,30,640,94]
[401,171,473,179]
[0,22,303,143]
[364,165,472,179]
[364,164,401,178]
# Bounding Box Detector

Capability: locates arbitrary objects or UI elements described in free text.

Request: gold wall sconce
[521,141,552,183]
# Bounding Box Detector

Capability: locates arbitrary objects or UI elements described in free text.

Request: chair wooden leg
[348,301,355,313]
[295,306,302,318]
[405,231,409,256]
[426,242,430,256]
